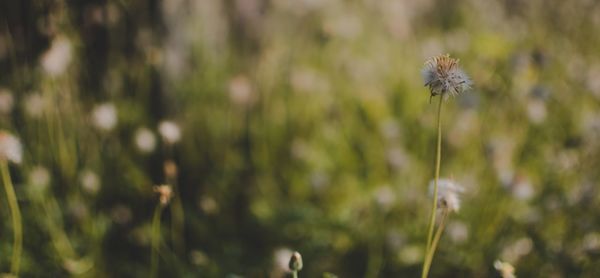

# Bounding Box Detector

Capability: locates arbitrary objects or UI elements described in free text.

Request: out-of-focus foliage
[1,0,600,277]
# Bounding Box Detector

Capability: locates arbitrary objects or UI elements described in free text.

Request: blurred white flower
[80,169,100,195]
[447,220,469,243]
[92,103,118,131]
[501,237,533,263]
[0,88,14,114]
[273,248,293,273]
[189,250,210,266]
[526,99,547,124]
[24,93,46,119]
[0,131,23,164]
[511,175,535,201]
[374,185,396,210]
[398,244,423,265]
[494,260,516,278]
[198,196,219,215]
[429,178,464,213]
[28,166,51,195]
[154,184,173,206]
[228,75,255,107]
[41,36,72,77]
[583,232,600,251]
[134,127,157,153]
[158,120,181,144]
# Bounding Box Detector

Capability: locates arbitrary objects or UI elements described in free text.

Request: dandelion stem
[150,204,163,278]
[422,209,450,278]
[1,160,22,276]
[422,96,443,278]
[292,270,298,278]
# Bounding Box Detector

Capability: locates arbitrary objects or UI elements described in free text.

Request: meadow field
[1,0,600,277]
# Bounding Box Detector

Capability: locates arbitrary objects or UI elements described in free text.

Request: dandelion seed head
[41,36,72,77]
[273,248,294,273]
[80,169,100,195]
[429,178,464,212]
[158,120,181,144]
[134,127,156,153]
[494,260,516,278]
[0,131,23,164]
[28,166,51,195]
[288,251,303,271]
[422,54,471,100]
[24,93,46,119]
[0,88,14,114]
[154,184,173,206]
[92,103,118,131]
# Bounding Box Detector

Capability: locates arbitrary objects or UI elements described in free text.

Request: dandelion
[0,131,23,275]
[422,54,471,101]
[80,169,101,195]
[40,36,72,77]
[428,178,464,213]
[274,248,294,273]
[23,93,46,119]
[288,251,303,278]
[421,54,471,278]
[134,127,157,153]
[158,120,181,144]
[28,166,51,197]
[0,88,14,114]
[153,185,173,206]
[91,103,118,132]
[0,131,23,164]
[494,260,516,278]
[228,75,255,107]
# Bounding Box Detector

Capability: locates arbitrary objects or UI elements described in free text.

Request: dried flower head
[422,54,471,101]
[154,184,173,206]
[92,103,118,131]
[158,120,181,144]
[494,260,516,278]
[429,178,464,213]
[134,127,157,153]
[288,251,303,272]
[41,36,72,77]
[0,131,23,164]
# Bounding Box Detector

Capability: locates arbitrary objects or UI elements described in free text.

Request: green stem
[422,97,443,278]
[1,160,22,276]
[422,209,449,278]
[150,205,163,278]
[292,270,298,278]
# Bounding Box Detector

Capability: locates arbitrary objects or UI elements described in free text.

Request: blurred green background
[2,0,600,277]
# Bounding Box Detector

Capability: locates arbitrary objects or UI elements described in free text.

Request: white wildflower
[429,178,464,212]
[0,88,14,114]
[28,166,51,195]
[422,54,471,100]
[494,260,516,278]
[0,131,23,164]
[91,103,118,131]
[40,36,72,77]
[158,120,181,144]
[24,93,46,119]
[134,127,156,153]
[80,169,100,195]
[273,248,293,273]
[228,75,255,107]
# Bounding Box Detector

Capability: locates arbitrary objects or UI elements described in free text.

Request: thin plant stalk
[422,97,443,278]
[292,270,298,278]
[422,208,449,277]
[1,160,22,276]
[150,205,164,278]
